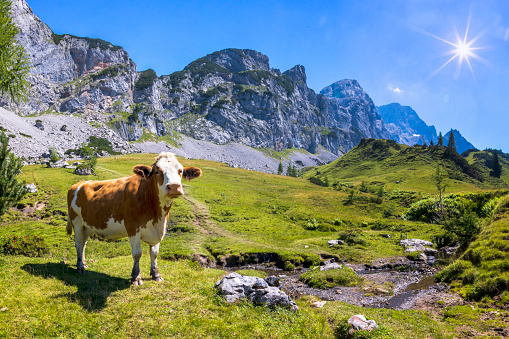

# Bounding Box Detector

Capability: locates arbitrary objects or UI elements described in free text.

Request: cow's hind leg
[74,225,89,274]
[149,243,163,281]
[129,235,143,286]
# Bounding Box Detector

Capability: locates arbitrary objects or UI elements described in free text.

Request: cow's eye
[178,169,183,175]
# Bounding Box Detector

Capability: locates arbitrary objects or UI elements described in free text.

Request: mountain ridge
[1,0,477,164]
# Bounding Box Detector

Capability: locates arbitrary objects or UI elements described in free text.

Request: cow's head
[133,152,202,204]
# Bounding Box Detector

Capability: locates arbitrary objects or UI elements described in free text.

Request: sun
[416,10,488,81]
[455,41,473,58]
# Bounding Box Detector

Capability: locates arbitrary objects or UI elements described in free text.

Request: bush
[0,235,49,257]
[337,229,367,246]
[135,68,157,91]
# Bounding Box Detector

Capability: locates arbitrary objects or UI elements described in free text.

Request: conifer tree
[491,151,502,178]
[0,0,30,102]
[447,129,456,151]
[421,136,427,148]
[0,131,27,216]
[429,139,434,146]
[438,132,444,146]
[277,161,283,175]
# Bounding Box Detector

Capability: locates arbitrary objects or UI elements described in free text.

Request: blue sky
[28,0,509,152]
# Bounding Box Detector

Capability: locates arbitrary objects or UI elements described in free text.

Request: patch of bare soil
[21,201,46,215]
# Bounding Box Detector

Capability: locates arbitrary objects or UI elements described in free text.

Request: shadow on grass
[21,262,131,311]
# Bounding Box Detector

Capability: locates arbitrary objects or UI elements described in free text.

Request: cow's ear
[133,165,152,178]
[183,167,202,180]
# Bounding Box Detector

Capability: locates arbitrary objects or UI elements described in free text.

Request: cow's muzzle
[166,183,183,196]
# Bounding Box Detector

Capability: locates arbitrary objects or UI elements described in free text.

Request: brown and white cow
[66,152,202,285]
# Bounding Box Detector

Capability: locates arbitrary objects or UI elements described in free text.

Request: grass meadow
[0,153,507,338]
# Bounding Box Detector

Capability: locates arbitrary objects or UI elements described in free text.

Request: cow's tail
[66,217,73,235]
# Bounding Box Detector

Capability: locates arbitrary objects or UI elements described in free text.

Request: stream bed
[229,257,449,310]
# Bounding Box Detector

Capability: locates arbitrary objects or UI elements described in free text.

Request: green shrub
[87,136,120,155]
[335,319,398,339]
[299,266,363,289]
[135,68,157,91]
[283,261,295,271]
[337,229,367,246]
[0,235,49,257]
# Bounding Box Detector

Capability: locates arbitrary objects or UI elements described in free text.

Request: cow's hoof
[153,276,164,282]
[132,277,143,286]
[77,267,85,274]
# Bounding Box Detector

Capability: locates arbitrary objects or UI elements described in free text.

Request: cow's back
[67,176,132,235]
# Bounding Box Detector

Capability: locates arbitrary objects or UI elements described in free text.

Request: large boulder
[215,272,298,310]
[348,314,378,333]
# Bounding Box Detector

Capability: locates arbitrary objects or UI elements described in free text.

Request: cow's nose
[166,183,182,195]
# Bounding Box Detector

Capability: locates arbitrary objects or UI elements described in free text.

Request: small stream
[227,258,446,310]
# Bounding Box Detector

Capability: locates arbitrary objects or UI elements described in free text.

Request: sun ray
[414,13,487,82]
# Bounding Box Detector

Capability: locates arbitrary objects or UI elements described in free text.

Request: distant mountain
[377,103,437,146]
[0,0,478,165]
[3,0,395,157]
[444,129,476,154]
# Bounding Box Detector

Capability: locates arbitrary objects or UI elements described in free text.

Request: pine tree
[491,151,502,178]
[0,0,30,101]
[438,132,444,146]
[277,161,283,175]
[0,131,28,216]
[429,139,434,146]
[421,136,427,148]
[447,129,456,151]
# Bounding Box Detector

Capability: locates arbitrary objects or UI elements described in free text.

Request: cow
[66,152,202,285]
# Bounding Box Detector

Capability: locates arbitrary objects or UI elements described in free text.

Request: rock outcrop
[215,272,298,310]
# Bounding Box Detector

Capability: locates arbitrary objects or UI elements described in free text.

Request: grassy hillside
[437,195,509,303]
[463,149,509,186]
[0,154,508,338]
[305,139,508,193]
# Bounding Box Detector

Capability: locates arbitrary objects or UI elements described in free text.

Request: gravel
[1,107,339,173]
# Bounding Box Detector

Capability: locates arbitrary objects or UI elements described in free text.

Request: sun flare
[417,10,487,81]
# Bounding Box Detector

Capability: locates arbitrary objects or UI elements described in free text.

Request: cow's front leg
[129,235,143,286]
[149,243,163,281]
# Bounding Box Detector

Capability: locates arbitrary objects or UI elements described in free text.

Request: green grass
[436,195,509,302]
[1,153,508,337]
[306,139,507,194]
[299,266,363,289]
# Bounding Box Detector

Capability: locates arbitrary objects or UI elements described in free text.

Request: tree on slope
[438,132,444,146]
[277,161,283,175]
[0,0,30,101]
[491,151,502,178]
[0,131,27,216]
[0,0,30,217]
[447,129,456,151]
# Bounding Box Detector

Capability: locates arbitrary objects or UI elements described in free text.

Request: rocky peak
[377,103,437,146]
[205,48,270,73]
[283,65,307,84]
[320,79,370,102]
[11,0,131,84]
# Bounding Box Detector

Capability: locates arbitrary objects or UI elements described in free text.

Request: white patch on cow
[155,153,184,206]
[140,216,167,246]
[91,218,128,240]
[70,181,88,217]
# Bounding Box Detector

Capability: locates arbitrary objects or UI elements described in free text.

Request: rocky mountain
[377,103,438,146]
[2,0,477,170]
[377,103,476,153]
[2,0,395,158]
[445,129,476,154]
